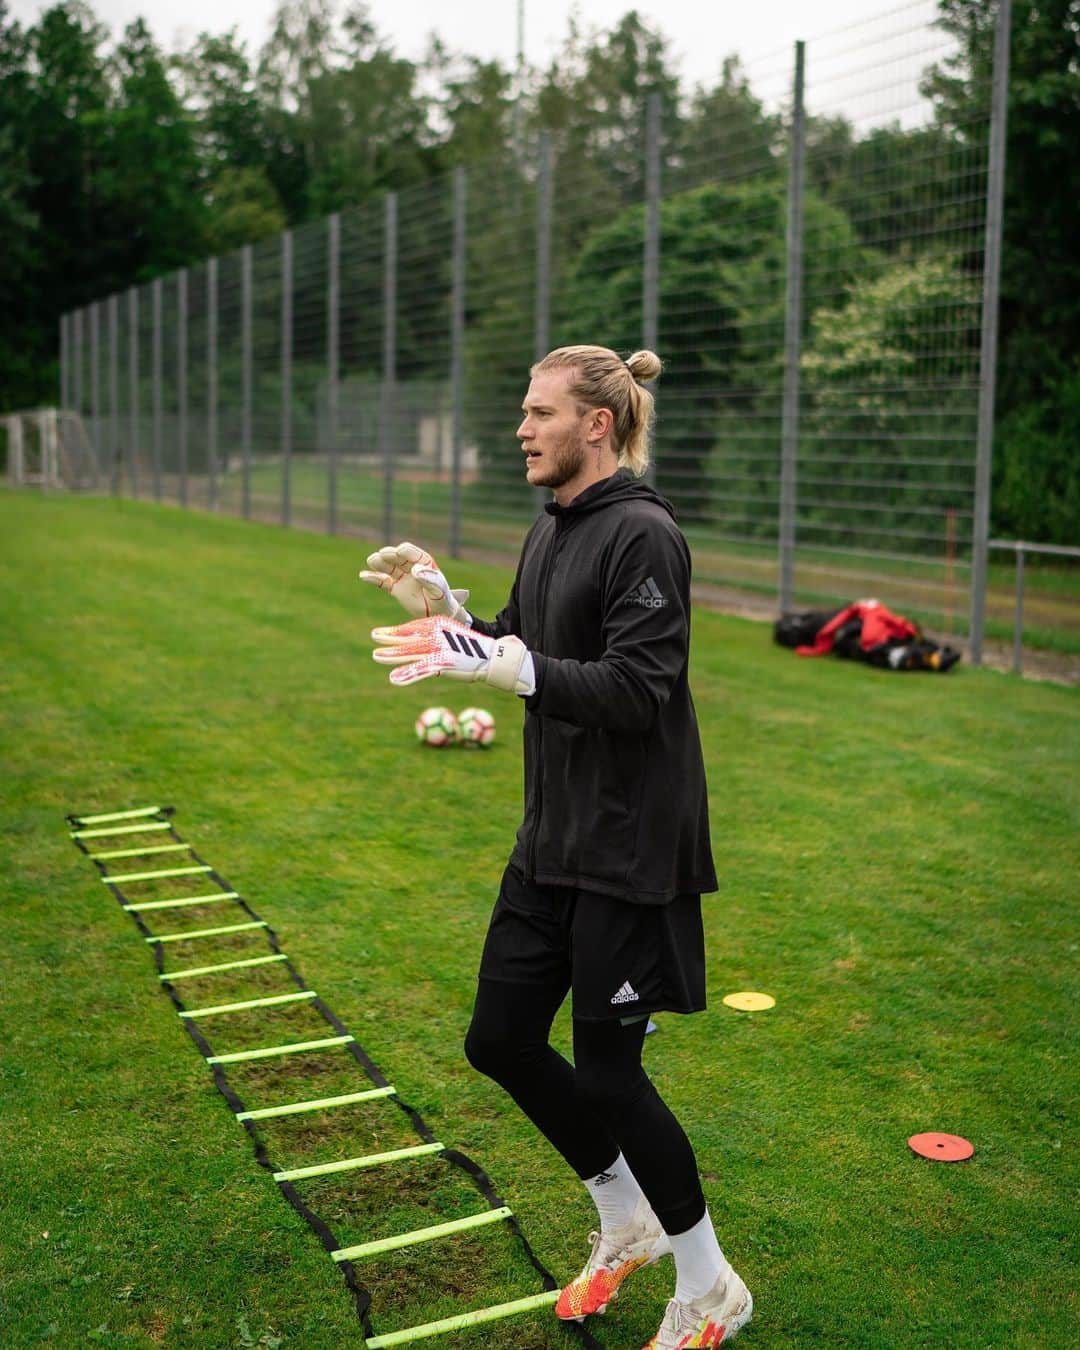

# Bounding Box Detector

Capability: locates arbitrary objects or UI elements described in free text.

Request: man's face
[516,368,591,494]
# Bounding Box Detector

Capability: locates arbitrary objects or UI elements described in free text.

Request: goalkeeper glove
[371,616,536,696]
[358,541,471,621]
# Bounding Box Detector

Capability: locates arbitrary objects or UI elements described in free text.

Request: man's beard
[529,425,590,489]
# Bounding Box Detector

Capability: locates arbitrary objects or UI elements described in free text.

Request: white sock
[583,1153,645,1231]
[670,1211,732,1302]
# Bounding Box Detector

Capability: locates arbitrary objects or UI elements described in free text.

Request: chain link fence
[56,0,1016,649]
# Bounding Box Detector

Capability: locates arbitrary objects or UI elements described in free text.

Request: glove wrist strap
[486,636,527,693]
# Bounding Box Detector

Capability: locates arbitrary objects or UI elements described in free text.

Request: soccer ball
[415,706,459,747]
[457,706,496,748]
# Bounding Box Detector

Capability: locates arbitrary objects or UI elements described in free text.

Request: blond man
[363,347,752,1349]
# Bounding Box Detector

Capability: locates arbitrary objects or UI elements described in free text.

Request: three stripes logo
[610,980,640,1005]
[623,577,668,608]
[441,630,489,659]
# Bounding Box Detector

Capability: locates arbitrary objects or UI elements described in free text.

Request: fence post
[327,212,340,536]
[242,244,253,519]
[152,278,163,502]
[381,192,398,543]
[128,287,139,497]
[73,310,86,485]
[7,415,23,484]
[59,313,69,414]
[74,309,83,428]
[1011,543,1025,674]
[643,92,661,487]
[108,295,120,496]
[90,301,101,483]
[450,169,466,557]
[779,40,807,616]
[534,133,552,362]
[533,130,553,514]
[207,258,218,511]
[969,0,1012,665]
[281,230,293,527]
[178,270,188,507]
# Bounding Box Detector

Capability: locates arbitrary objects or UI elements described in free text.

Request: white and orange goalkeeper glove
[358,541,471,621]
[371,616,535,696]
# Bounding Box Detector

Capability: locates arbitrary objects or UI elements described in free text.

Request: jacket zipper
[526,516,561,883]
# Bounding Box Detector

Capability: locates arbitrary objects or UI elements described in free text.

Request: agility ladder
[68,805,599,1349]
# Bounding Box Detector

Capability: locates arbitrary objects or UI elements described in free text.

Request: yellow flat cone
[722,991,776,1011]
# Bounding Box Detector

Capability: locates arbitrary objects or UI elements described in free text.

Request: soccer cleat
[555,1197,671,1321]
[642,1270,753,1348]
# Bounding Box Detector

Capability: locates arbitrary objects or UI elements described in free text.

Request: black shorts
[477,864,707,1022]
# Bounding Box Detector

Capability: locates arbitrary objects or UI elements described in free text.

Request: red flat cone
[908,1132,974,1162]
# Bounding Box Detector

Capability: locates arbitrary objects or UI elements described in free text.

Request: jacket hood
[545,468,677,521]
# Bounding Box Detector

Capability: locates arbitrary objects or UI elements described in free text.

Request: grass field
[1,489,1077,1349]
[138,460,1080,655]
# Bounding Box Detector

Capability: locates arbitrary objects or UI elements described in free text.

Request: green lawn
[1,489,1076,1349]
[144,459,1080,654]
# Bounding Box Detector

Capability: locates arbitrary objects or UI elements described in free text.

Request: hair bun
[625,350,662,383]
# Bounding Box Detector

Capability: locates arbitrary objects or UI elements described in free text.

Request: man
[361,345,752,1349]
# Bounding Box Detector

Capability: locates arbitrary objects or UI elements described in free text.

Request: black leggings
[464,978,706,1235]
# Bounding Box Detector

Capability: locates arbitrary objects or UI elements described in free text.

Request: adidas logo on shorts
[623,577,668,608]
[610,980,640,1005]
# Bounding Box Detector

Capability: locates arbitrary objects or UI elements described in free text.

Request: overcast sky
[8,0,899,89]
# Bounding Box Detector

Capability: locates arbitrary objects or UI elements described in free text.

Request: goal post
[3,408,101,490]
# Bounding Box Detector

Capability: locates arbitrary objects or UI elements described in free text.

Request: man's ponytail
[531,345,662,477]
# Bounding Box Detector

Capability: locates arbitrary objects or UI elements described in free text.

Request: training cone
[722,991,776,1011]
[908,1132,974,1162]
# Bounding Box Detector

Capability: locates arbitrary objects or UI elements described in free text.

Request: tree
[431,48,515,169]
[671,56,781,192]
[256,0,430,220]
[95,18,208,283]
[0,60,42,406]
[21,2,110,308]
[923,0,1080,540]
[799,256,981,551]
[203,166,286,254]
[177,29,267,175]
[534,10,683,240]
[994,361,1080,543]
[467,177,865,520]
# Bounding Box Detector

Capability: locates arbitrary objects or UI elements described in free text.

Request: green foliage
[0,120,41,409]
[994,358,1080,544]
[96,18,209,278]
[428,47,516,170]
[801,254,979,397]
[924,0,1080,540]
[176,28,267,174]
[203,167,287,254]
[670,56,782,190]
[799,255,981,551]
[1,0,1075,547]
[534,10,681,205]
[257,0,431,219]
[551,179,863,520]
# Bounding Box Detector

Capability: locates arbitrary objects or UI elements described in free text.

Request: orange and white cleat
[642,1270,753,1349]
[555,1197,671,1321]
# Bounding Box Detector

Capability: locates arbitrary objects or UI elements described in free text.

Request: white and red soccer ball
[415,705,495,748]
[415,706,459,747]
[457,706,496,748]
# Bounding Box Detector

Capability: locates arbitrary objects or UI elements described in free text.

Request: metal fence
[57,0,1013,654]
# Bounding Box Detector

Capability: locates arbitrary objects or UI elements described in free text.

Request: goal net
[3,409,101,491]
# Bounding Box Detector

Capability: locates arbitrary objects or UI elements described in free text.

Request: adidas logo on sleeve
[622,577,668,608]
[610,980,640,1005]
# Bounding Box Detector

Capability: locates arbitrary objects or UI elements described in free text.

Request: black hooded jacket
[472,469,717,904]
